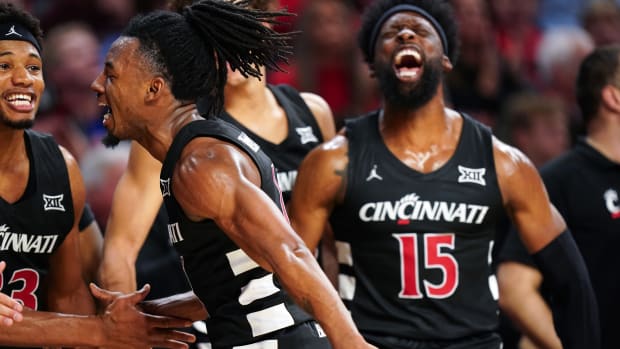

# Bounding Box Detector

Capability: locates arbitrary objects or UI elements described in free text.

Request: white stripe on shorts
[226,248,260,276]
[335,241,353,266]
[246,303,295,337]
[338,273,356,301]
[239,274,280,306]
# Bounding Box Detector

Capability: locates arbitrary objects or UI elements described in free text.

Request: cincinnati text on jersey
[358,193,490,225]
[0,224,59,254]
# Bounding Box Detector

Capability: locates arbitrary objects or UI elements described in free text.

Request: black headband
[367,4,448,62]
[0,22,41,53]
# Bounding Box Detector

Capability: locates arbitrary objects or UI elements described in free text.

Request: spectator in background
[536,26,594,133]
[94,0,136,58]
[34,22,103,161]
[489,0,542,86]
[536,0,584,29]
[269,0,378,127]
[80,143,130,231]
[498,44,620,349]
[582,0,620,47]
[496,93,570,168]
[446,0,525,127]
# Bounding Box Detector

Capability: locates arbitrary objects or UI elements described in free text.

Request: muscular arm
[79,217,103,284]
[494,138,598,349]
[300,92,338,286]
[173,138,369,349]
[300,92,336,141]
[98,141,163,293]
[140,291,207,322]
[46,147,95,315]
[497,262,562,349]
[0,285,194,348]
[288,136,348,251]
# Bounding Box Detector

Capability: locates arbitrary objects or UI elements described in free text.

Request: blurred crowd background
[7,0,620,230]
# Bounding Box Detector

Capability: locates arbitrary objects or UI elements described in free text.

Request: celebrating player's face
[372,12,447,111]
[0,40,44,130]
[91,37,147,147]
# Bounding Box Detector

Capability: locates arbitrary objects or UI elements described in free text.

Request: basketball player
[98,0,335,295]
[498,44,620,349]
[0,3,194,348]
[90,1,372,348]
[287,0,599,348]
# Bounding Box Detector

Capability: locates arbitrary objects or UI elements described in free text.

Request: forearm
[140,291,207,321]
[532,231,600,349]
[498,263,561,349]
[275,246,365,349]
[98,247,138,293]
[0,308,104,347]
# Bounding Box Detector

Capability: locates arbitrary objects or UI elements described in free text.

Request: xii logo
[457,166,486,186]
[43,194,65,212]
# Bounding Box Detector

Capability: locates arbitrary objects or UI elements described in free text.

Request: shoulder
[58,145,81,177]
[300,91,336,140]
[492,136,543,203]
[171,137,261,220]
[174,137,260,190]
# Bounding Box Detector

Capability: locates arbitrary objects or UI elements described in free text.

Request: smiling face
[0,40,43,129]
[91,36,151,146]
[372,11,451,109]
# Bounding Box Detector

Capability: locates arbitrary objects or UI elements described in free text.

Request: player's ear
[442,55,453,72]
[145,78,165,102]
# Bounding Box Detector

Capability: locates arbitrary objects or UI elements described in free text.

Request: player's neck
[140,104,201,163]
[586,119,620,164]
[0,127,27,166]
[381,92,453,147]
[224,78,270,119]
[223,79,288,144]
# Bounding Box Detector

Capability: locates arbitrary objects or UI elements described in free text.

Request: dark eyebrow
[105,61,115,71]
[0,51,42,61]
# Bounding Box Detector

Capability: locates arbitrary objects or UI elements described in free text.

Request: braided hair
[123,0,291,116]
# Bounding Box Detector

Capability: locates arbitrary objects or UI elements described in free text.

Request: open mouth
[4,92,35,110]
[99,103,113,127]
[393,49,423,80]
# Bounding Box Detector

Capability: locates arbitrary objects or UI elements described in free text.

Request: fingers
[0,292,23,326]
[148,329,196,349]
[148,339,189,349]
[146,313,193,330]
[89,283,114,303]
[126,284,151,304]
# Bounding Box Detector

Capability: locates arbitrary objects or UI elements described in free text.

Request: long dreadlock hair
[123,0,292,117]
[168,0,277,12]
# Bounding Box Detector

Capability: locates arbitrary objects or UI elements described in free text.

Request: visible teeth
[395,49,421,65]
[397,71,418,78]
[6,93,32,103]
[8,100,31,106]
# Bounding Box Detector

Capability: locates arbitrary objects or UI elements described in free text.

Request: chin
[101,132,122,148]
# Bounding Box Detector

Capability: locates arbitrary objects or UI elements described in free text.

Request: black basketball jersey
[0,130,74,312]
[218,84,323,202]
[160,119,312,348]
[329,111,504,341]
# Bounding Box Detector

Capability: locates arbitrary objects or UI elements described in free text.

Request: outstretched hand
[90,283,196,349]
[0,261,24,326]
